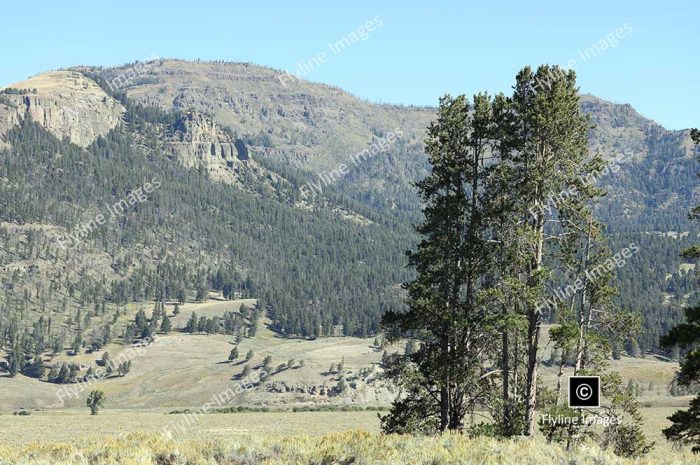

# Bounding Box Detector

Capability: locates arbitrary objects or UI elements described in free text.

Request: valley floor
[0,407,691,458]
[0,299,695,462]
[0,410,380,447]
[0,427,697,465]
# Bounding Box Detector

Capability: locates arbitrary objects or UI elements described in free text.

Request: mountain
[0,59,697,351]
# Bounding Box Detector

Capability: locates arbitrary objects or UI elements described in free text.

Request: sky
[0,0,697,130]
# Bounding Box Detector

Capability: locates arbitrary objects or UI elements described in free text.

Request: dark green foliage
[661,305,700,450]
[381,93,497,433]
[23,356,45,378]
[160,315,171,333]
[664,396,700,452]
[185,313,198,334]
[117,360,131,377]
[86,390,106,415]
[7,345,22,377]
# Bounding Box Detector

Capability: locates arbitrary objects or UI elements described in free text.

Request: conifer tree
[86,390,106,415]
[501,66,599,435]
[381,93,496,433]
[160,315,171,334]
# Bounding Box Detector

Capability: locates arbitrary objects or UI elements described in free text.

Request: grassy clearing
[0,430,698,465]
[0,407,689,459]
[0,410,381,447]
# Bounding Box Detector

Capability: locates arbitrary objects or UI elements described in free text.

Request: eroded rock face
[0,71,125,148]
[164,110,252,183]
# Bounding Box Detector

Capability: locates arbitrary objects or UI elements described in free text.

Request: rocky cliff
[0,71,124,148]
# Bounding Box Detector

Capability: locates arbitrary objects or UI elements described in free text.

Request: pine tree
[8,345,21,377]
[185,312,197,333]
[661,305,700,449]
[501,66,600,435]
[659,131,700,450]
[47,364,60,383]
[25,356,45,379]
[86,390,106,415]
[57,363,70,384]
[197,316,207,333]
[71,335,82,355]
[160,316,172,334]
[381,93,496,433]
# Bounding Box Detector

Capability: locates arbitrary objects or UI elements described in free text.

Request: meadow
[0,407,695,463]
[1,428,698,465]
[0,299,694,463]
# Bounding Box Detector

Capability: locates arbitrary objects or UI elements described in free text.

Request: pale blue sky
[1,0,697,129]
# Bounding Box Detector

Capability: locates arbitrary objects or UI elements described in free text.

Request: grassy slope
[0,299,398,410]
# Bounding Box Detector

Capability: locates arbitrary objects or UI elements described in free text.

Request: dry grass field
[0,410,382,447]
[0,406,689,458]
[1,429,698,465]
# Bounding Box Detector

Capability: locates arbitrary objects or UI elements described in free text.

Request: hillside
[0,298,682,412]
[0,59,697,356]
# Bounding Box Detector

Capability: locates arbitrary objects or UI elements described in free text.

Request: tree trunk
[574,217,593,375]
[555,350,566,405]
[524,307,541,435]
[524,210,544,436]
[502,327,511,430]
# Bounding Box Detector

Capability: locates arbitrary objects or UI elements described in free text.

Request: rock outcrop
[164,110,256,184]
[0,71,124,148]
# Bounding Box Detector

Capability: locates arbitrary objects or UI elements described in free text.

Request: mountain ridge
[0,59,697,349]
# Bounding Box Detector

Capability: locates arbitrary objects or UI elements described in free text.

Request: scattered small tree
[661,304,700,451]
[71,335,82,355]
[338,377,348,393]
[86,390,106,415]
[117,360,131,377]
[24,356,45,379]
[8,345,21,377]
[160,316,172,334]
[185,313,198,333]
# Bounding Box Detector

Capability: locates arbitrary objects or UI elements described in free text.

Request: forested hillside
[0,60,697,357]
[0,90,414,361]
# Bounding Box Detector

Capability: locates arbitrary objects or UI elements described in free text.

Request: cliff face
[0,71,124,148]
[0,69,284,192]
[164,110,264,185]
[167,111,239,175]
[89,60,434,171]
